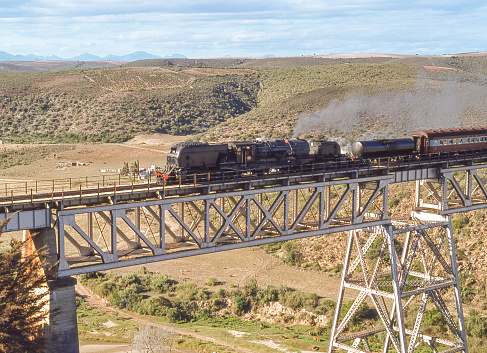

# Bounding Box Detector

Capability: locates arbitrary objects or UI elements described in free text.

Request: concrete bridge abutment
[23,228,79,353]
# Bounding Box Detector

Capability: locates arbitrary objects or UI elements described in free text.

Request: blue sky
[1,0,486,58]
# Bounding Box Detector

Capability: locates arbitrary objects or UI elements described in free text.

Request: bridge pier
[328,216,468,353]
[23,228,79,353]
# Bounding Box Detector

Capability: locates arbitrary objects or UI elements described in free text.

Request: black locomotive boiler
[160,138,341,177]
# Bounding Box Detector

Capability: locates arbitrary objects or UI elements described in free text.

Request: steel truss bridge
[3,151,487,353]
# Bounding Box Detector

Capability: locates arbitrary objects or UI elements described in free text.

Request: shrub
[452,214,469,232]
[232,295,249,316]
[95,280,118,298]
[340,300,371,326]
[242,279,258,299]
[423,309,447,334]
[151,274,172,293]
[317,299,336,316]
[205,277,219,286]
[175,282,199,301]
[119,273,142,287]
[278,286,318,310]
[282,241,303,266]
[213,288,227,299]
[139,296,172,316]
[259,285,279,304]
[388,198,400,208]
[117,286,143,310]
[80,271,102,282]
[466,310,487,338]
[312,244,322,251]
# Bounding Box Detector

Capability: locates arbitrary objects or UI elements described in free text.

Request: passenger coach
[411,127,487,154]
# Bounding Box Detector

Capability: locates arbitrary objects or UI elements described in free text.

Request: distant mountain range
[0,51,187,62]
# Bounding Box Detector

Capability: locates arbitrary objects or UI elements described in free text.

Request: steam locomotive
[159,139,341,177]
[158,126,487,179]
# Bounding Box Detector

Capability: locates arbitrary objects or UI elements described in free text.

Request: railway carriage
[411,127,487,154]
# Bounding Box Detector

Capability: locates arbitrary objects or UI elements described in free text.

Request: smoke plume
[293,78,487,139]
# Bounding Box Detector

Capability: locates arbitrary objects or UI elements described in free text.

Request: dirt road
[77,282,257,353]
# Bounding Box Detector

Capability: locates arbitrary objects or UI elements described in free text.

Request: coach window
[459,138,463,144]
[450,139,453,144]
[440,140,444,145]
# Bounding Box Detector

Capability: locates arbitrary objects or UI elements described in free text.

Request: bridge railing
[1,173,140,200]
[3,149,487,208]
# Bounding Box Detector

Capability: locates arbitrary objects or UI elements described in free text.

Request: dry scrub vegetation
[2,55,487,145]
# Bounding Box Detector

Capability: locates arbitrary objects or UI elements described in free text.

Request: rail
[2,149,487,209]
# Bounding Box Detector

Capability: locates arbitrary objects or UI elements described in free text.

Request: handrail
[3,150,487,208]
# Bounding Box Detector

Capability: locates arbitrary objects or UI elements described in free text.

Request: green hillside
[1,55,487,143]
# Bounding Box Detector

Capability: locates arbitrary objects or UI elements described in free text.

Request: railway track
[3,150,487,212]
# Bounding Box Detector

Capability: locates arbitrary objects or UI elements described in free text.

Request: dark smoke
[293,79,487,139]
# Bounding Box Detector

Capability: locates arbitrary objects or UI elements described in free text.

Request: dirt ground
[0,133,186,180]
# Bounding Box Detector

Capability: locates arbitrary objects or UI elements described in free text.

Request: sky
[1,1,487,59]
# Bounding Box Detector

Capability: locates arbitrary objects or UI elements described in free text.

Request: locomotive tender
[159,126,487,179]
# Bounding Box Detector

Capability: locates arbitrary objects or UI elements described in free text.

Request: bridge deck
[2,150,487,213]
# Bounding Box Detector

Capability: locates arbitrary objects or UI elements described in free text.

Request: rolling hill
[1,54,487,144]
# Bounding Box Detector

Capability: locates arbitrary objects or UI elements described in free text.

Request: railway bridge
[2,151,487,353]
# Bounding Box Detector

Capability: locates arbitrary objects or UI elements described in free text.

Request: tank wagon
[351,127,487,159]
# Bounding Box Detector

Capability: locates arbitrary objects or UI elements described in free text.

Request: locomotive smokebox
[351,138,415,158]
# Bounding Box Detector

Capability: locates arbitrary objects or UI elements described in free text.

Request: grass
[76,294,138,345]
[76,292,330,352]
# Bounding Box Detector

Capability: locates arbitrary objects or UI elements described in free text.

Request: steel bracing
[55,175,391,276]
[328,215,467,353]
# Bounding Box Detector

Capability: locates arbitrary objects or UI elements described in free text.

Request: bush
[278,286,318,310]
[119,273,142,287]
[259,285,279,304]
[151,274,172,293]
[139,296,172,316]
[466,310,487,338]
[317,299,336,316]
[205,277,219,286]
[282,241,303,266]
[175,282,210,301]
[388,198,400,208]
[116,286,143,310]
[452,214,469,232]
[340,300,371,326]
[423,309,447,334]
[261,242,283,253]
[80,271,102,282]
[242,279,258,299]
[232,295,249,316]
[95,280,118,298]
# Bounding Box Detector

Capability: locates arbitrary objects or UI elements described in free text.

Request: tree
[0,218,50,353]
[131,323,175,353]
